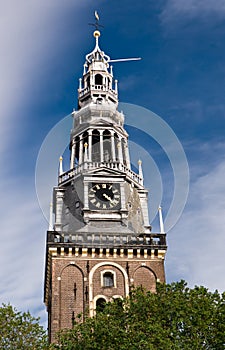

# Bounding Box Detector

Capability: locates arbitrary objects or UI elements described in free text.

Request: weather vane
[89,11,141,64]
[89,11,104,31]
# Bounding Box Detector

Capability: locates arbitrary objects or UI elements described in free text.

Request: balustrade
[47,231,167,248]
[79,84,117,98]
[58,161,142,185]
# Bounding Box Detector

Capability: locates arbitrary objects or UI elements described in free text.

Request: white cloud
[0,0,96,325]
[0,176,47,324]
[0,0,91,154]
[166,157,225,292]
[161,0,225,25]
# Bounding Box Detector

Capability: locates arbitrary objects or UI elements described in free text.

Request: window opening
[95,74,103,85]
[103,272,114,287]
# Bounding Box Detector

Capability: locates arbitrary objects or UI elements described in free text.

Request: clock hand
[103,193,113,201]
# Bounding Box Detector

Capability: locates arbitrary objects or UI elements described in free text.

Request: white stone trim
[89,261,129,317]
[93,294,108,312]
[112,295,123,300]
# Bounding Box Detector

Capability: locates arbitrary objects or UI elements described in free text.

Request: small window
[103,272,114,287]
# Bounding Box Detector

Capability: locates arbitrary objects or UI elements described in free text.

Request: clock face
[88,183,121,210]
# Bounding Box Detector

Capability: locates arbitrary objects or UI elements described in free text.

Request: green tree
[0,303,49,349]
[53,281,225,350]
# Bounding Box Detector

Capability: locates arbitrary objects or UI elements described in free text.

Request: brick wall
[48,253,165,342]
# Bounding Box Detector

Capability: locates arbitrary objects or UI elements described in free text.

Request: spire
[158,206,165,234]
[48,202,53,231]
[77,11,141,110]
[59,156,63,175]
[78,26,117,108]
[84,29,110,68]
[138,159,144,185]
[86,11,110,67]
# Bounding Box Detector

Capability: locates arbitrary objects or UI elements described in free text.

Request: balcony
[58,161,143,186]
[79,84,117,98]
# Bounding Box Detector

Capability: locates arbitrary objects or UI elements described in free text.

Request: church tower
[44,24,167,343]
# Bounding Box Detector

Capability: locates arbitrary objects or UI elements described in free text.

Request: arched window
[103,130,111,162]
[103,272,114,287]
[114,133,119,161]
[92,129,100,162]
[95,74,103,85]
[108,77,111,89]
[75,136,80,165]
[96,298,106,312]
[122,139,127,165]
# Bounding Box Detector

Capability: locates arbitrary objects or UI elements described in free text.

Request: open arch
[96,297,106,312]
[103,130,111,162]
[95,74,103,85]
[92,129,100,162]
[74,136,80,166]
[92,295,108,314]
[86,75,90,88]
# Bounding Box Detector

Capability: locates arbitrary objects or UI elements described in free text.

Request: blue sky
[1,0,225,326]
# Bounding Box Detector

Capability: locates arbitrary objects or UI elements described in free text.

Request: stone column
[79,134,83,165]
[99,130,104,163]
[54,190,64,232]
[110,130,116,162]
[70,140,76,169]
[124,139,130,168]
[84,143,88,160]
[117,136,123,163]
[83,181,89,209]
[88,129,92,162]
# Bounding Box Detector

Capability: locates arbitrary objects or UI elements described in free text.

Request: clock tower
[44,27,167,343]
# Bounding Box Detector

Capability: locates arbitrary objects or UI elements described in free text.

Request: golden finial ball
[93,30,101,38]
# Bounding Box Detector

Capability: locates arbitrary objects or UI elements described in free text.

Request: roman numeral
[110,200,118,207]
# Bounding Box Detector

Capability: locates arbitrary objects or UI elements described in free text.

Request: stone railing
[58,161,142,186]
[47,231,166,248]
[79,84,117,98]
